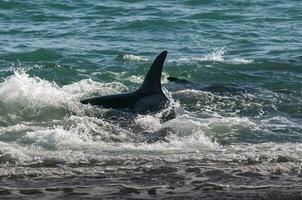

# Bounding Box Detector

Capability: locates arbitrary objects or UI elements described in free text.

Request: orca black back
[81,51,168,113]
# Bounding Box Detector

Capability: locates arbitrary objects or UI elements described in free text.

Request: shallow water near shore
[0,0,302,199]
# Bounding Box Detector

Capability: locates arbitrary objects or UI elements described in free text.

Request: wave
[187,11,243,20]
[0,1,23,10]
[119,48,253,66]
[0,48,63,63]
[0,70,301,179]
[0,71,128,125]
[169,48,253,64]
[1,131,302,176]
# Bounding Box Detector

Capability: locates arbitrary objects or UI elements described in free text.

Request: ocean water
[0,0,302,199]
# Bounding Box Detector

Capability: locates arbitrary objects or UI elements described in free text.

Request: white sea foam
[0,71,301,176]
[203,47,226,62]
[0,71,129,119]
[169,47,226,63]
[126,75,145,83]
[230,57,253,64]
[126,71,169,84]
[169,47,253,64]
[167,127,220,150]
[0,141,33,164]
[122,49,252,65]
[63,79,128,96]
[0,72,67,108]
[135,115,161,131]
[1,140,302,177]
[1,111,302,175]
[123,54,149,62]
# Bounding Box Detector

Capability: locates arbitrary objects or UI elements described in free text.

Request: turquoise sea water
[0,0,302,198]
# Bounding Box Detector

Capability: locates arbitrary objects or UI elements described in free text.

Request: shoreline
[1,174,302,199]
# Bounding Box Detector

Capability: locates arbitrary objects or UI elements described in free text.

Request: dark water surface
[0,0,302,199]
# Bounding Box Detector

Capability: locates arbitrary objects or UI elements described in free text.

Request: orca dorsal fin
[139,51,167,94]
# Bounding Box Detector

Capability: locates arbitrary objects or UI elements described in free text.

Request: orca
[167,76,193,85]
[81,51,169,113]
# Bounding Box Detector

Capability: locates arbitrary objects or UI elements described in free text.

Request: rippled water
[0,0,302,199]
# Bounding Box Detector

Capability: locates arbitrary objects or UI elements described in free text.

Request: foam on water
[1,111,302,177]
[0,71,129,123]
[122,54,148,62]
[126,72,169,84]
[0,72,68,108]
[0,71,221,166]
[126,75,144,83]
[120,48,253,67]
[135,115,161,131]
[230,57,253,64]
[169,47,253,65]
[0,70,301,179]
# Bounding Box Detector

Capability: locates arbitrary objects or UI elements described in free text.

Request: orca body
[81,51,168,113]
[167,76,193,85]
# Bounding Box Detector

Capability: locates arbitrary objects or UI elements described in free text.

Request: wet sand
[1,160,302,200]
[1,177,302,200]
